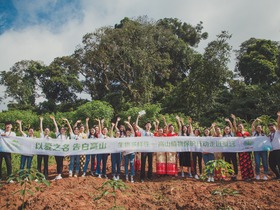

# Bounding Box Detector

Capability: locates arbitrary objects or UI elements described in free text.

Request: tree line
[0,16,279,126]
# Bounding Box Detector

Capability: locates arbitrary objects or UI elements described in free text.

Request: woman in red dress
[166,124,178,176]
[155,127,167,175]
[232,114,254,180]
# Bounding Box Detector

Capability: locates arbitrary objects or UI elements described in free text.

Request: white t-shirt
[271,130,280,151]
[2,131,16,137]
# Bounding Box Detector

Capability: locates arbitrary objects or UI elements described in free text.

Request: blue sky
[0,0,280,110]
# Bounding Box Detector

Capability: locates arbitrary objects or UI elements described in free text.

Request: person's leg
[95,154,102,175]
[20,155,27,170]
[90,154,96,173]
[124,154,129,176]
[111,153,116,177]
[116,153,121,176]
[0,154,3,179]
[26,156,33,171]
[83,155,90,173]
[43,155,49,178]
[192,152,197,175]
[4,153,12,178]
[75,155,80,175]
[198,153,203,175]
[130,153,135,176]
[37,155,43,173]
[102,154,108,176]
[254,151,261,176]
[261,151,268,175]
[69,156,74,175]
[140,153,147,180]
[147,152,153,179]
[269,151,280,178]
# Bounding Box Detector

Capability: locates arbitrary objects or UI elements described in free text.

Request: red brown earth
[1,157,280,210]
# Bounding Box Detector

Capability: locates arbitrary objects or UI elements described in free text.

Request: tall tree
[235,38,280,85]
[38,56,83,112]
[0,60,44,110]
[75,16,207,110]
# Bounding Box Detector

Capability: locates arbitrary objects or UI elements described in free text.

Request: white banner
[0,135,272,156]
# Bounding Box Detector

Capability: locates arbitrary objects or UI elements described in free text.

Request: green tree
[38,56,83,113]
[235,38,280,85]
[0,60,44,110]
[75,16,207,111]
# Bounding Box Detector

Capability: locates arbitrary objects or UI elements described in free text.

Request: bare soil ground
[1,158,280,210]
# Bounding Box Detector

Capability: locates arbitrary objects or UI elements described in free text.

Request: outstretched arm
[85,117,90,134]
[115,117,121,132]
[16,120,26,136]
[176,116,182,133]
[110,123,115,138]
[188,118,193,135]
[124,120,135,136]
[225,118,234,133]
[50,115,59,133]
[62,118,73,134]
[231,114,237,134]
[40,116,44,133]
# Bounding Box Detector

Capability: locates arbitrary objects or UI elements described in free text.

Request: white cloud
[1,0,280,110]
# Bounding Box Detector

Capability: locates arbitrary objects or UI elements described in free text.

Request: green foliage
[235,38,279,85]
[211,188,240,210]
[94,179,129,209]
[7,168,50,209]
[201,159,234,181]
[74,100,114,127]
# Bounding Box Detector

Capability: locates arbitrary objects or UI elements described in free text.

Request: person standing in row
[139,121,154,182]
[232,114,254,181]
[0,121,16,182]
[37,116,51,179]
[268,112,280,180]
[51,116,70,180]
[252,118,268,180]
[16,120,35,173]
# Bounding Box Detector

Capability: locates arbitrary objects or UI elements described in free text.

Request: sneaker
[90,171,95,176]
[256,175,260,180]
[116,175,120,180]
[74,174,78,178]
[188,173,193,178]
[8,180,14,184]
[113,176,117,181]
[69,171,73,177]
[131,176,134,183]
[207,177,211,182]
[82,173,86,177]
[35,179,38,182]
[98,174,102,178]
[210,177,215,182]
[181,172,185,177]
[54,175,62,180]
[141,179,144,183]
[125,175,129,182]
[194,174,199,180]
[104,175,108,179]
[263,175,268,180]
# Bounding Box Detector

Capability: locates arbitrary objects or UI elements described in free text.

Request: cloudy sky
[0,0,280,110]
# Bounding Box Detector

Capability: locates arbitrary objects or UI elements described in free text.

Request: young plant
[7,168,50,210]
[94,179,129,209]
[211,188,240,210]
[201,159,234,181]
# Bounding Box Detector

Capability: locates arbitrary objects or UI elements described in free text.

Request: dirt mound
[1,161,280,210]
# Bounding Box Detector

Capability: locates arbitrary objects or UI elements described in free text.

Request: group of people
[0,111,280,184]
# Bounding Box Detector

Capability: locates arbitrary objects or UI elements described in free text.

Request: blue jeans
[124,153,135,176]
[69,155,80,174]
[96,154,109,175]
[254,151,268,175]
[203,153,215,176]
[20,155,33,170]
[111,153,121,176]
[83,154,96,173]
